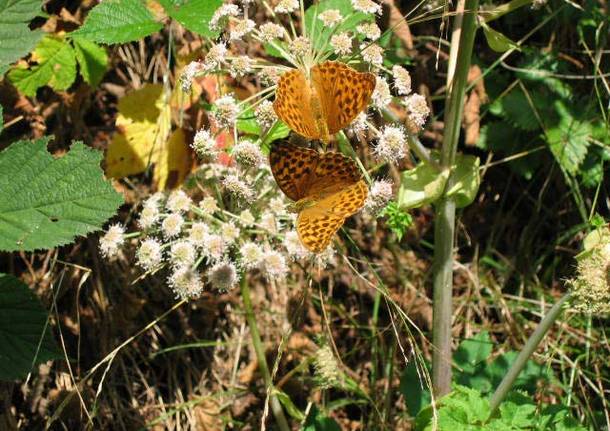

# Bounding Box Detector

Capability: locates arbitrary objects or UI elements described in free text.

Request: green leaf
[546,101,591,175]
[399,360,431,416]
[72,36,108,87]
[454,332,492,375]
[489,87,540,132]
[446,155,480,208]
[0,139,124,251]
[482,22,520,53]
[73,0,162,44]
[498,392,537,428]
[0,0,44,75]
[8,35,77,96]
[382,201,413,241]
[274,389,305,421]
[158,0,223,38]
[397,163,449,210]
[0,273,61,380]
[303,405,341,431]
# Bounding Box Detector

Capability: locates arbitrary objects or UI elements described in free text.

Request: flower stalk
[431,0,479,396]
[489,293,570,413]
[240,277,290,431]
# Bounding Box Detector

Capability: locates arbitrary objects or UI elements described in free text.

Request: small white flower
[372,76,392,108]
[143,192,164,210]
[192,129,218,159]
[203,43,227,72]
[136,238,163,270]
[290,36,312,57]
[179,61,203,92]
[275,0,299,14]
[168,267,203,300]
[210,4,240,31]
[232,140,265,168]
[138,205,159,229]
[269,197,287,215]
[284,231,310,259]
[365,179,393,216]
[352,0,382,14]
[331,33,353,56]
[260,212,278,234]
[162,213,184,238]
[188,222,210,247]
[374,125,407,163]
[254,100,277,129]
[208,260,239,290]
[349,111,369,134]
[259,23,285,42]
[229,55,253,79]
[260,250,288,281]
[203,233,227,262]
[392,65,412,95]
[99,224,124,258]
[239,209,256,227]
[166,190,192,213]
[360,43,384,66]
[241,242,263,269]
[221,222,241,244]
[318,9,343,26]
[199,196,219,216]
[357,22,381,40]
[404,93,430,129]
[230,18,255,41]
[213,94,239,129]
[222,175,255,203]
[170,241,197,268]
[260,67,281,85]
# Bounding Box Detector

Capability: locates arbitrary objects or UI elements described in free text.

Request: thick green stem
[490,294,570,413]
[431,0,479,397]
[240,278,290,431]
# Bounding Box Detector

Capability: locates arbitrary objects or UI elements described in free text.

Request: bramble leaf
[0,273,61,380]
[546,101,591,175]
[0,0,44,75]
[72,36,108,86]
[158,0,223,37]
[0,139,123,251]
[73,0,162,44]
[8,35,77,96]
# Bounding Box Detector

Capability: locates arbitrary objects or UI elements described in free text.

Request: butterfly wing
[297,180,368,252]
[273,69,320,140]
[269,140,319,201]
[311,61,375,135]
[305,150,364,197]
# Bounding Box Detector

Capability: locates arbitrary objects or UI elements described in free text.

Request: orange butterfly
[273,61,375,143]
[269,140,368,253]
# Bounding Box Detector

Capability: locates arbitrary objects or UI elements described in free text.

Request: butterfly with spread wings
[269,140,368,253]
[273,61,375,144]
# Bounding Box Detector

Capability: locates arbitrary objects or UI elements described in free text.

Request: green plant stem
[240,277,290,431]
[489,293,570,413]
[431,0,479,397]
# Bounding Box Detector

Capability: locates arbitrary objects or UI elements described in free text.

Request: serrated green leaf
[397,163,449,210]
[73,0,162,44]
[454,332,492,375]
[446,154,480,208]
[0,273,61,380]
[489,87,540,131]
[0,0,44,74]
[0,139,123,251]
[482,22,520,53]
[546,101,591,175]
[8,35,77,96]
[158,0,223,37]
[72,36,108,87]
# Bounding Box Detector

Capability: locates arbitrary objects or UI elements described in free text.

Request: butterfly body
[269,140,368,253]
[273,61,376,143]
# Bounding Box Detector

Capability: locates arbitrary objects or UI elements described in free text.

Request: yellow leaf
[105,83,192,189]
